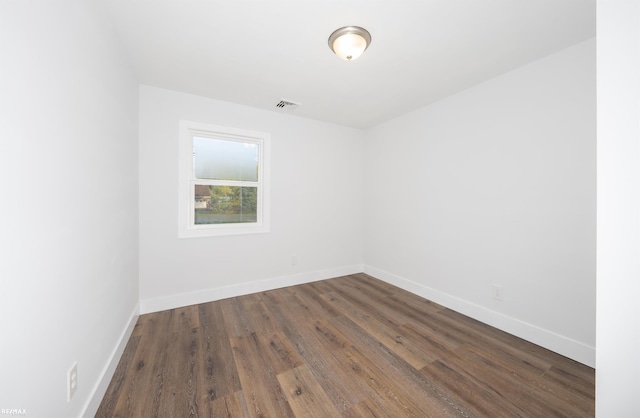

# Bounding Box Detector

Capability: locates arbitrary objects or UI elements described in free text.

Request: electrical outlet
[492,284,504,302]
[68,362,78,402]
[291,255,298,266]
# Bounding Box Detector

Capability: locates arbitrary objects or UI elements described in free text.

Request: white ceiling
[102,0,595,129]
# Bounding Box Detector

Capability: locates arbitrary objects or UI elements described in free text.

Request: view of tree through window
[194,185,257,224]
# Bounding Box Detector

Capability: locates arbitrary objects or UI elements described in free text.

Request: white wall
[0,1,139,417]
[138,86,364,312]
[364,39,596,366]
[596,1,640,415]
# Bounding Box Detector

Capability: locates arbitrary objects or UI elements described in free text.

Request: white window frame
[179,120,270,238]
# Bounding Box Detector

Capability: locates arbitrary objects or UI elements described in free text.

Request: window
[179,120,270,237]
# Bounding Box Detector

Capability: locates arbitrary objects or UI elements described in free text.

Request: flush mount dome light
[328,26,371,61]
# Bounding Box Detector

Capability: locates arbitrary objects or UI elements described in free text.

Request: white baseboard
[364,265,595,367]
[82,302,140,418]
[140,264,365,314]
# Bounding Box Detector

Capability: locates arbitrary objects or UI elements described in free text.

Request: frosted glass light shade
[328,26,371,61]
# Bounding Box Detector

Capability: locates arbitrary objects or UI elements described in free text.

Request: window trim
[179,120,270,238]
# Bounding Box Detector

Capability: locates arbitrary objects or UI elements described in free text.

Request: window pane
[193,136,258,181]
[194,185,258,224]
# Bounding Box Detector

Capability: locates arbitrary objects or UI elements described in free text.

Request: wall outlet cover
[68,362,78,402]
[492,284,504,302]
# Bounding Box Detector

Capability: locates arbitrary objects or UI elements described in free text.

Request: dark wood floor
[97,273,595,417]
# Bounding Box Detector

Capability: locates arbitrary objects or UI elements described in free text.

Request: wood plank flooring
[96,273,595,417]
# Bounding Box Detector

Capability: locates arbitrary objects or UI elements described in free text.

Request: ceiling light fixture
[328,26,371,61]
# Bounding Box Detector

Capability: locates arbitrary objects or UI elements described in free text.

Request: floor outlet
[68,362,78,402]
[492,284,504,302]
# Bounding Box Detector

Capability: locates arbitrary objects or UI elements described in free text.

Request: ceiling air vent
[275,99,301,110]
